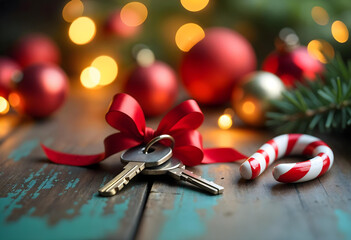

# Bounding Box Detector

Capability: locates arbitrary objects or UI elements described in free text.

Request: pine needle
[267,54,351,133]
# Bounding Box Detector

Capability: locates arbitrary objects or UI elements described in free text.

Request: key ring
[144,134,175,154]
[240,134,334,183]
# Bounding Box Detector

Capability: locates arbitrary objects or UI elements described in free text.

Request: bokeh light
[136,48,155,67]
[0,97,10,115]
[242,101,255,115]
[120,2,148,27]
[331,21,349,43]
[0,114,18,138]
[80,67,100,89]
[175,23,205,52]
[91,56,118,86]
[180,0,209,12]
[8,93,21,108]
[62,0,84,22]
[279,28,299,47]
[218,114,232,130]
[311,6,329,26]
[307,39,335,63]
[69,17,96,45]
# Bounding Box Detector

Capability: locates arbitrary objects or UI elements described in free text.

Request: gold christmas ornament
[231,71,286,127]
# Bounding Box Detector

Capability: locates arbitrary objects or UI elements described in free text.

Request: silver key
[143,158,224,195]
[99,143,172,196]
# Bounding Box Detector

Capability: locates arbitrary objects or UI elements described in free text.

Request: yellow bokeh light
[242,101,255,115]
[218,114,233,130]
[311,6,329,26]
[175,23,205,52]
[307,39,335,63]
[0,97,10,115]
[69,17,96,45]
[80,67,101,89]
[0,114,17,138]
[91,56,118,86]
[331,21,349,43]
[120,2,148,27]
[180,0,209,12]
[62,0,84,22]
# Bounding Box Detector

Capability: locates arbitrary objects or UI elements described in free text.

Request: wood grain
[1,90,351,240]
[0,89,149,240]
[137,112,351,240]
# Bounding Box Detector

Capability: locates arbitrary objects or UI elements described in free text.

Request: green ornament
[232,71,286,127]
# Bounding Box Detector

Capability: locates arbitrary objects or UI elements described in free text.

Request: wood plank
[137,111,351,240]
[0,88,149,240]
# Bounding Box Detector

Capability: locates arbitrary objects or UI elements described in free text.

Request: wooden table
[1,88,351,240]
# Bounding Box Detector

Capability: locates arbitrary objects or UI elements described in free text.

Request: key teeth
[98,162,146,197]
[99,180,129,196]
[119,181,129,190]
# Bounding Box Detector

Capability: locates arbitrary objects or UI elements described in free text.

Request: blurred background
[0,0,350,127]
[1,0,350,66]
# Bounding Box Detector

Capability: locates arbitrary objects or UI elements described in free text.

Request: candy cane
[240,134,334,183]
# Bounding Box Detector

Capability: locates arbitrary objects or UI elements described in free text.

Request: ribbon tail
[202,148,247,164]
[41,144,105,166]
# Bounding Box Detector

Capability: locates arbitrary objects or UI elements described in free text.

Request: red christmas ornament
[262,47,324,87]
[180,27,256,105]
[11,64,69,118]
[124,61,178,117]
[104,10,140,38]
[0,57,20,98]
[12,34,61,68]
[262,29,324,88]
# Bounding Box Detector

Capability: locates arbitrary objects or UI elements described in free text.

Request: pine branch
[267,54,351,133]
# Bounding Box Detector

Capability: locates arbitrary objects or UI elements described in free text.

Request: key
[143,158,224,195]
[99,143,172,196]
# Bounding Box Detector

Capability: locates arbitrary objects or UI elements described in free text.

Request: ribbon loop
[103,132,141,158]
[105,93,146,138]
[156,100,204,135]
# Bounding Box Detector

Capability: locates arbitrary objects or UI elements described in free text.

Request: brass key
[99,135,174,196]
[143,157,224,195]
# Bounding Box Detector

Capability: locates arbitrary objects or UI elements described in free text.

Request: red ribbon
[41,93,247,166]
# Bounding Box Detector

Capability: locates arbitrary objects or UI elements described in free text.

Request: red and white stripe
[239,134,334,183]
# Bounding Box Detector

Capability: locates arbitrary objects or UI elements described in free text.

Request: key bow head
[121,143,173,167]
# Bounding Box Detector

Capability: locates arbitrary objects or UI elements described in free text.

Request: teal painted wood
[8,139,40,162]
[137,131,351,240]
[0,91,149,240]
[335,209,351,240]
[0,171,132,240]
[155,166,221,240]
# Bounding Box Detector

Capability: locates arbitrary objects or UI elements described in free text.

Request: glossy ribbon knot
[42,93,247,166]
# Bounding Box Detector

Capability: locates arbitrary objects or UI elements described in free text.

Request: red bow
[42,93,246,166]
